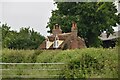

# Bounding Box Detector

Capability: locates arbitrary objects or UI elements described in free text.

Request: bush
[2,48,118,78]
[59,48,118,78]
[2,49,43,63]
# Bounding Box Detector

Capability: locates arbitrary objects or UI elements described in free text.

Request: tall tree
[47,2,119,47]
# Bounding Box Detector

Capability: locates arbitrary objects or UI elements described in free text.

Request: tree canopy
[47,2,120,47]
[1,23,45,49]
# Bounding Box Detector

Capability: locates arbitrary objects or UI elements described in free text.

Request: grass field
[1,47,118,78]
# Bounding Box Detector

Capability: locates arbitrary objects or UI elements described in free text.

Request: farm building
[99,30,120,48]
[39,22,86,50]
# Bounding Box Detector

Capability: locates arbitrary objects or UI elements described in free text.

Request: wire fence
[0,63,66,78]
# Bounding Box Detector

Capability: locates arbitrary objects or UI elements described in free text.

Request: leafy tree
[1,23,45,49]
[47,2,119,47]
[1,23,13,48]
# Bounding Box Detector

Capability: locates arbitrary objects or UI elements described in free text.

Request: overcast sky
[0,0,56,37]
[0,0,119,37]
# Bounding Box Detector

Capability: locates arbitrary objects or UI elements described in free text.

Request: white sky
[0,0,119,37]
[0,0,57,37]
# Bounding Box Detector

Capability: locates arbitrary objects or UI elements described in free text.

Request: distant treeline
[0,23,45,49]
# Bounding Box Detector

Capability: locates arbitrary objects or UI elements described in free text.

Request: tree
[1,23,13,48]
[1,23,45,49]
[47,2,119,47]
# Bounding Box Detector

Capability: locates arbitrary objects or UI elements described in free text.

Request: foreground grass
[1,47,118,78]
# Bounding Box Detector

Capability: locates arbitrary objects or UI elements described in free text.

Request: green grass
[1,47,118,78]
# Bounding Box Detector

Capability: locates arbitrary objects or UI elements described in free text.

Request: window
[46,38,49,49]
[53,35,59,48]
[53,40,59,48]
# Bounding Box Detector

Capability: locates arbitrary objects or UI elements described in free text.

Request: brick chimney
[71,21,77,37]
[52,24,62,36]
[70,22,78,49]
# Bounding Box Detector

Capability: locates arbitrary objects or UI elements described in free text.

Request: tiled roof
[99,30,120,41]
[47,33,71,41]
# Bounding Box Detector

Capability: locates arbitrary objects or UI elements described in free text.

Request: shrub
[59,48,118,78]
[2,48,118,78]
[2,49,43,63]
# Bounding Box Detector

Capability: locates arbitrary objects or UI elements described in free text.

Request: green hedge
[1,48,118,78]
[59,48,118,78]
[2,49,43,63]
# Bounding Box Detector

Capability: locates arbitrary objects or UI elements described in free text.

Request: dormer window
[45,37,49,49]
[53,35,59,48]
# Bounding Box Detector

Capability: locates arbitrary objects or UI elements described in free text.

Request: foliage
[2,48,118,78]
[47,2,119,47]
[2,49,43,63]
[1,23,45,49]
[60,48,118,78]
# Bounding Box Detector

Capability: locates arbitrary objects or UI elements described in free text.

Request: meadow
[1,47,118,78]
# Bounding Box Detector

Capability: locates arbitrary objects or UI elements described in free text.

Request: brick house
[39,22,86,50]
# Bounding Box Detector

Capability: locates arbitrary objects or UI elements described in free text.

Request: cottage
[39,22,86,50]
